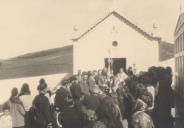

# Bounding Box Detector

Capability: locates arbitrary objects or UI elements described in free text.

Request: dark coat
[152,74,174,128]
[70,82,82,99]
[33,93,52,128]
[61,106,83,128]
[83,95,101,111]
[79,80,90,95]
[54,87,71,112]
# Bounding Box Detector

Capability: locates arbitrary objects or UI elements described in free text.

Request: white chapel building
[72,11,165,74]
[0,11,173,80]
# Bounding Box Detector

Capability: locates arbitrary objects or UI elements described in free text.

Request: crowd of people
[0,66,175,128]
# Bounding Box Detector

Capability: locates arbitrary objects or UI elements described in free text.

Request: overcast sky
[0,0,182,59]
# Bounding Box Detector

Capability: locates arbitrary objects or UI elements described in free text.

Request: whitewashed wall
[0,73,67,104]
[73,15,159,73]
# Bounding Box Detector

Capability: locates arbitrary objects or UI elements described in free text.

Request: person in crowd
[58,93,83,128]
[7,87,25,128]
[116,68,128,84]
[79,72,90,95]
[88,71,98,94]
[77,70,83,82]
[82,107,107,128]
[82,86,102,112]
[19,83,33,128]
[94,69,102,84]
[127,67,134,77]
[32,78,53,128]
[0,103,12,128]
[81,86,107,128]
[96,69,109,92]
[98,95,124,128]
[152,67,175,128]
[92,70,98,78]
[4,65,176,128]
[54,78,72,113]
[70,75,83,106]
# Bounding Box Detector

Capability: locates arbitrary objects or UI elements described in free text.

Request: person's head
[64,95,74,107]
[85,109,97,122]
[37,78,48,94]
[20,83,31,96]
[128,66,132,70]
[88,71,93,77]
[102,68,107,76]
[165,66,172,75]
[119,68,124,73]
[70,75,78,84]
[11,88,19,98]
[83,72,88,80]
[93,70,98,77]
[77,70,82,76]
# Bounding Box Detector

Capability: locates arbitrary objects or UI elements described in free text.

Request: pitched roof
[0,45,73,80]
[159,41,174,61]
[175,13,184,35]
[72,11,161,42]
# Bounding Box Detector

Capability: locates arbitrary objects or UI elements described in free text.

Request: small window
[112,41,118,47]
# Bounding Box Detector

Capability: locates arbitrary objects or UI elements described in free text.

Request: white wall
[0,73,67,104]
[73,15,159,73]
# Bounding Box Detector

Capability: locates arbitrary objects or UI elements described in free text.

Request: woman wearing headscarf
[7,87,25,128]
[32,78,53,128]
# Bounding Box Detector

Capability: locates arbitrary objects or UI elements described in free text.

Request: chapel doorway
[104,58,126,75]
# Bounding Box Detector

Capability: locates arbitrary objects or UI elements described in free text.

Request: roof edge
[71,11,161,42]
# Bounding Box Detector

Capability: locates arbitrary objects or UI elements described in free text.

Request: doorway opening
[104,58,126,75]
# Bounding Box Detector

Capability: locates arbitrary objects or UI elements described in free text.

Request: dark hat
[37,78,47,91]
[69,75,78,81]
[39,78,45,85]
[37,83,47,91]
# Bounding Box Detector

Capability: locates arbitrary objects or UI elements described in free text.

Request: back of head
[165,66,172,75]
[11,88,18,98]
[20,83,31,96]
[37,78,48,92]
[10,88,20,104]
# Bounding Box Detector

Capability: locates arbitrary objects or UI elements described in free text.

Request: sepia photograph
[0,0,183,128]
